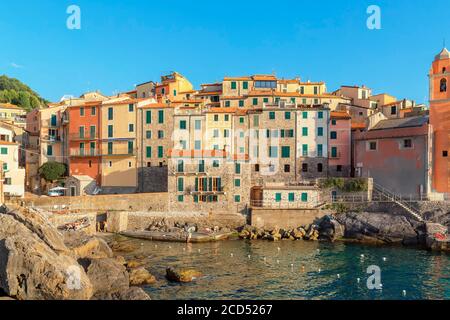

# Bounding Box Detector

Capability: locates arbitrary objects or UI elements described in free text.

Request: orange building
[67,101,103,183]
[429,48,450,193]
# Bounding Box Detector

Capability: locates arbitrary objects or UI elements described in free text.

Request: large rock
[78,258,129,298]
[336,212,421,245]
[319,216,345,242]
[64,232,113,259]
[94,287,151,300]
[423,210,450,228]
[166,268,202,283]
[6,208,68,253]
[425,223,449,252]
[128,268,156,286]
[0,215,93,300]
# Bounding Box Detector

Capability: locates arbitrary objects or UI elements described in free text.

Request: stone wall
[251,208,324,229]
[137,166,168,192]
[22,193,169,212]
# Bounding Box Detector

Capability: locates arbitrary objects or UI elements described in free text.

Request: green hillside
[0,75,48,111]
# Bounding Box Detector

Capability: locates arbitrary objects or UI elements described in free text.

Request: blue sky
[1,0,449,103]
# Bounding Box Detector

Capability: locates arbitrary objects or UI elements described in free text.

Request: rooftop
[370,116,429,131]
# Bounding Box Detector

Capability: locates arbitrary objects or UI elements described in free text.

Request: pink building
[328,111,352,177]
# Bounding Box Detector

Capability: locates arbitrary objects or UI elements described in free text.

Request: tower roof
[435,47,450,61]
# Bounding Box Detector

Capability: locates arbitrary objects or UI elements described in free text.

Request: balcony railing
[70,148,137,157]
[69,132,99,140]
[43,135,62,143]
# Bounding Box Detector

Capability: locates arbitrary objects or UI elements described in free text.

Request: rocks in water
[128,268,156,286]
[166,268,202,283]
[237,225,320,241]
[335,212,421,245]
[94,287,151,300]
[109,240,139,253]
[423,209,450,227]
[318,216,345,242]
[126,259,145,269]
[0,214,93,300]
[425,223,449,252]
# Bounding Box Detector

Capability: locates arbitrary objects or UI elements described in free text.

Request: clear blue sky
[1,0,449,104]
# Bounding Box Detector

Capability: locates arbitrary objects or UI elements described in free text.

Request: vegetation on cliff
[0,75,48,111]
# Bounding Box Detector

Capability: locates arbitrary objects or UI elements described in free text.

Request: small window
[234,179,241,187]
[331,119,337,125]
[146,131,152,139]
[128,124,134,132]
[318,111,323,119]
[317,163,323,172]
[288,193,295,202]
[369,141,377,151]
[391,106,397,115]
[239,117,244,124]
[213,160,220,168]
[231,81,237,90]
[403,139,412,148]
[214,115,219,122]
[129,104,134,112]
[179,120,187,130]
[440,78,447,93]
[80,107,85,117]
[302,163,308,172]
[234,195,241,203]
[275,193,282,202]
[243,81,248,90]
[284,164,290,173]
[301,193,308,202]
[255,164,260,172]
[443,151,448,157]
[225,101,231,107]
[337,165,342,172]
[269,112,275,120]
[225,115,229,121]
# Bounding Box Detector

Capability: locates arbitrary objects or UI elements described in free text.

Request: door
[70,186,76,197]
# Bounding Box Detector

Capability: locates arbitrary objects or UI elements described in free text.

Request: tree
[0,75,48,111]
[38,162,67,182]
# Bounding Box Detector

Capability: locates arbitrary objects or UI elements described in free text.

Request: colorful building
[429,47,450,193]
[0,126,25,197]
[328,111,352,177]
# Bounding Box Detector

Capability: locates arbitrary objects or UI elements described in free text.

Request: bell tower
[429,47,450,193]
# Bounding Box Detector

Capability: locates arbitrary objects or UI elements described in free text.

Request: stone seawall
[250,208,326,229]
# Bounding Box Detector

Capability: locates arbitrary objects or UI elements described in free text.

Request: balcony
[70,149,101,157]
[69,132,99,141]
[43,135,62,143]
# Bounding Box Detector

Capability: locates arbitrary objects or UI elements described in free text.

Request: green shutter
[235,163,241,174]
[178,177,184,192]
[253,98,258,105]
[146,110,152,124]
[301,193,308,202]
[108,108,113,120]
[302,111,308,119]
[285,112,291,120]
[302,144,308,156]
[1,147,8,155]
[146,146,152,158]
[158,146,163,158]
[158,110,164,124]
[234,179,241,187]
[243,82,248,90]
[108,142,113,155]
[231,82,237,89]
[289,193,295,202]
[282,146,290,158]
[275,193,282,202]
[239,100,244,107]
[302,127,308,136]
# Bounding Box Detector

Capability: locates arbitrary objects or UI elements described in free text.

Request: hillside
[0,75,48,111]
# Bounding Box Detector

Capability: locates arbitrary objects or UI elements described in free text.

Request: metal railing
[69,132,99,140]
[250,198,321,209]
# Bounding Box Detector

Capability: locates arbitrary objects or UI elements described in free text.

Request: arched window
[440,78,447,93]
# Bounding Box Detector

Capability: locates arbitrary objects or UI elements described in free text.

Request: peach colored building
[429,48,450,193]
[328,111,352,177]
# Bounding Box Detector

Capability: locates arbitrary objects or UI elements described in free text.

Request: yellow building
[100,97,139,190]
[0,103,26,124]
[204,108,235,152]
[155,72,194,102]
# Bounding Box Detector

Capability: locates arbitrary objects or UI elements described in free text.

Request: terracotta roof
[351,122,366,130]
[223,76,252,81]
[205,107,238,114]
[0,103,23,110]
[195,91,222,96]
[138,103,173,109]
[0,140,19,146]
[330,111,351,119]
[371,116,429,131]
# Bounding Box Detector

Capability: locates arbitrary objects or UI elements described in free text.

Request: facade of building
[328,111,352,177]
[0,130,25,198]
[429,47,450,193]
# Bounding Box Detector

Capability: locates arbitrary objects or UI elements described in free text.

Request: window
[337,165,342,172]
[318,127,324,136]
[180,120,187,130]
[108,125,113,138]
[129,124,134,132]
[234,195,241,203]
[263,98,269,103]
[443,151,448,157]
[108,142,113,155]
[239,100,244,107]
[90,126,96,138]
[318,111,323,119]
[89,160,92,168]
[234,179,241,187]
[158,146,164,158]
[314,87,318,95]
[300,87,304,94]
[213,160,220,168]
[318,144,323,157]
[214,115,219,122]
[369,141,377,151]
[108,161,113,168]
[129,104,134,112]
[1,147,8,155]
[302,112,308,119]
[275,193,282,202]
[254,164,260,172]
[269,146,278,158]
[195,120,201,130]
[331,119,337,125]
[331,147,338,158]
[177,195,184,202]
[146,110,152,124]
[177,160,184,173]
[146,131,152,139]
[302,163,308,172]
[290,98,295,104]
[180,140,187,150]
[269,112,275,120]
[330,131,337,140]
[318,163,323,172]
[243,81,248,90]
[235,163,241,174]
[253,115,260,126]
[301,193,308,202]
[281,146,290,158]
[128,141,134,154]
[158,110,164,124]
[177,177,184,192]
[173,90,177,97]
[255,81,276,89]
[51,114,57,126]
[288,193,295,202]
[252,98,258,106]
[302,144,308,157]
[91,107,96,116]
[239,117,244,124]
[198,160,205,173]
[146,146,152,158]
[158,130,164,139]
[3,163,7,172]
[225,101,230,107]
[285,111,291,120]
[225,115,229,121]
[108,107,113,120]
[80,108,85,117]
[391,106,397,115]
[213,129,219,138]
[195,140,201,150]
[79,126,85,138]
[302,127,308,137]
[403,139,412,148]
[284,164,291,173]
[231,81,237,90]
[440,78,447,92]
[47,146,53,156]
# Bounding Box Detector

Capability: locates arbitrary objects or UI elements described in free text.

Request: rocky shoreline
[0,206,448,300]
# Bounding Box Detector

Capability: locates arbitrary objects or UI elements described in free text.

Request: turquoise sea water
[117,237,449,300]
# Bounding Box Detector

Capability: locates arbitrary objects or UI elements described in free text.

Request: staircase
[373,183,424,222]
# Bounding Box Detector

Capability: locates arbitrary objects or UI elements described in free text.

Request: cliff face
[0,207,150,300]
